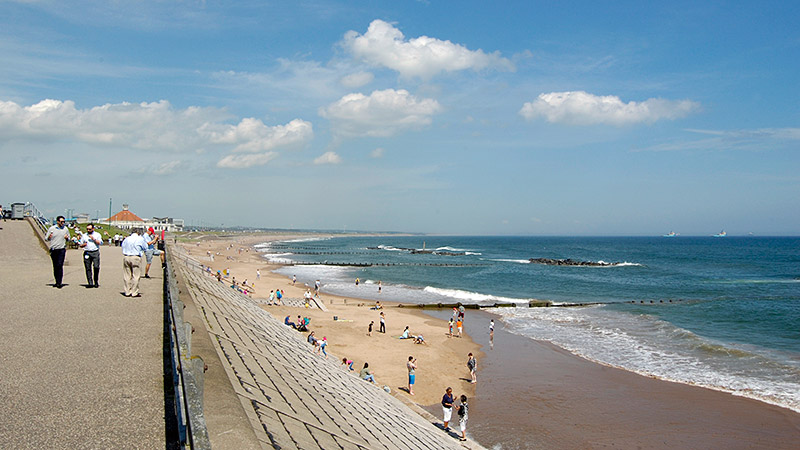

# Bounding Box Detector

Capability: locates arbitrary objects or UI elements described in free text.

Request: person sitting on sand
[400,326,411,339]
[284,315,296,329]
[360,363,376,383]
[297,315,309,332]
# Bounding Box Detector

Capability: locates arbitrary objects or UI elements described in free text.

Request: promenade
[0,220,168,449]
[171,247,471,449]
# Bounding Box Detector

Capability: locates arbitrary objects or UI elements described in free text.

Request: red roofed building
[104,204,183,232]
[107,204,144,223]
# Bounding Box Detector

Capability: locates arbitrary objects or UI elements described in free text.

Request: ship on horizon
[713,230,727,238]
[663,231,678,237]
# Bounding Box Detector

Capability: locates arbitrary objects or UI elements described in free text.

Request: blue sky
[1,1,798,235]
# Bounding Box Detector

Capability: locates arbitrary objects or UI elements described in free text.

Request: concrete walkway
[172,247,471,450]
[0,220,168,449]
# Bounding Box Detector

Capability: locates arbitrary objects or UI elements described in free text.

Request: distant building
[104,204,183,232]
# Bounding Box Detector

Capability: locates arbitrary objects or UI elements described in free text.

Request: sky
[1,0,798,235]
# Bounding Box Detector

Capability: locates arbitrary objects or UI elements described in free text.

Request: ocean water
[259,236,800,412]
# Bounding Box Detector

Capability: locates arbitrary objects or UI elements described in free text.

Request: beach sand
[180,233,800,449]
[178,233,479,408]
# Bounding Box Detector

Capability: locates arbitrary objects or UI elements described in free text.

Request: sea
[257,235,800,413]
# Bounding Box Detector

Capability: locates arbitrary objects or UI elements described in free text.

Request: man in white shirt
[121,228,147,297]
[45,215,70,288]
[79,223,102,288]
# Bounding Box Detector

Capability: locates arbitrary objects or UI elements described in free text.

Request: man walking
[379,311,386,333]
[121,228,147,297]
[79,223,102,288]
[45,216,70,288]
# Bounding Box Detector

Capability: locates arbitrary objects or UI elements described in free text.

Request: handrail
[164,242,211,449]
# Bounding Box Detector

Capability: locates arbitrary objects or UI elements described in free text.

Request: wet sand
[423,308,800,449]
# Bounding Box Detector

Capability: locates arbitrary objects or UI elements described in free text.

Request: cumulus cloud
[340,71,374,88]
[0,98,313,169]
[199,118,313,153]
[319,89,441,138]
[519,91,699,126]
[313,151,342,165]
[343,19,514,79]
[217,152,279,169]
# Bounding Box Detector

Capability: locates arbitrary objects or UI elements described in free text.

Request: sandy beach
[180,232,800,449]
[178,233,480,408]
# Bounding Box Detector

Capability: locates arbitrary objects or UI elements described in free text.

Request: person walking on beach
[448,318,454,337]
[407,356,417,395]
[79,223,102,288]
[367,321,374,336]
[456,318,463,337]
[256,269,260,280]
[378,280,382,293]
[292,274,296,285]
[489,319,494,340]
[319,337,328,358]
[121,228,147,297]
[441,387,455,430]
[467,353,477,384]
[457,395,469,441]
[379,311,386,333]
[46,216,70,288]
[269,290,275,304]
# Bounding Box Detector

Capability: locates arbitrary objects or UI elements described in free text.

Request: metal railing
[164,243,211,449]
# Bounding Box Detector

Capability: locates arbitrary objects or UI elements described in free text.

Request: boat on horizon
[662,231,678,238]
[713,230,727,238]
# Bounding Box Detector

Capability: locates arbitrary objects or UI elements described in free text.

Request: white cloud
[343,19,514,79]
[199,118,313,153]
[370,147,385,158]
[340,71,374,88]
[0,98,313,170]
[313,151,342,165]
[319,89,441,138]
[519,91,699,126]
[153,160,183,175]
[216,152,279,169]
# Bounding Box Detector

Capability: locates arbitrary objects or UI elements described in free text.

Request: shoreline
[180,232,800,448]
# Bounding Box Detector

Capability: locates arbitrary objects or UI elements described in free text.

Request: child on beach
[457,395,469,441]
[456,319,463,337]
[407,356,417,395]
[448,318,454,337]
[467,353,477,384]
[368,321,374,336]
[341,358,354,371]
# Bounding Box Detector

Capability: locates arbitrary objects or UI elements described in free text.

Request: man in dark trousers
[79,223,102,287]
[45,216,70,288]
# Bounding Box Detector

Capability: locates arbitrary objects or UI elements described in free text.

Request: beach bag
[457,405,465,417]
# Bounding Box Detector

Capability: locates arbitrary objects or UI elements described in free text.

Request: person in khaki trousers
[121,228,147,297]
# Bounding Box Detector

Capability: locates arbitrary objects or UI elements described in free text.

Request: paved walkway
[0,220,168,449]
[172,247,468,450]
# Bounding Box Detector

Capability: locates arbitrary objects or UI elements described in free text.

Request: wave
[490,306,800,413]
[489,258,531,264]
[423,286,530,305]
